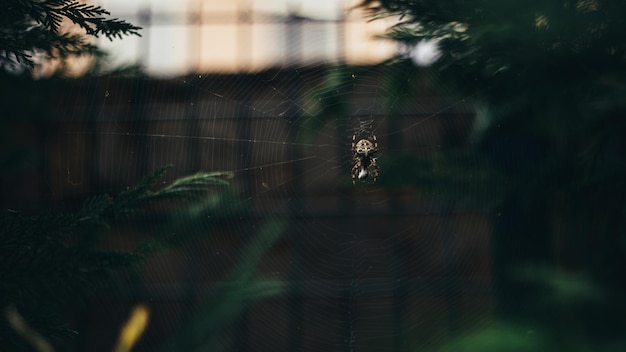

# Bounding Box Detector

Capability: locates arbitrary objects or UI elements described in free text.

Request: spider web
[58,58,488,351]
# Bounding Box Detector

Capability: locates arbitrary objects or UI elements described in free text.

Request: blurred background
[2,0,626,351]
[60,0,398,76]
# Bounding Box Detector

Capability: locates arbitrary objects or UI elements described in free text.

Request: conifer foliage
[0,0,141,70]
[0,166,236,351]
[360,0,626,349]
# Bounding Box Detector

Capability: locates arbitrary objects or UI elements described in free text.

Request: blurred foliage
[359,0,626,193]
[0,6,282,345]
[162,220,285,352]
[0,164,282,351]
[0,0,141,73]
[436,265,625,352]
[113,304,150,352]
[439,324,556,352]
[357,0,626,350]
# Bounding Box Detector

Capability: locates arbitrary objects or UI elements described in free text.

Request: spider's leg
[370,157,379,183]
[351,133,358,184]
[352,158,361,184]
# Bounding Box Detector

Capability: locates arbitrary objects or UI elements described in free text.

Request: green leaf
[163,219,286,352]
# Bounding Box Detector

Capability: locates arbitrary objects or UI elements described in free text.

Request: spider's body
[351,133,379,184]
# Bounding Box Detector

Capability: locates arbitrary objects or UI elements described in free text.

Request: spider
[351,132,379,184]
